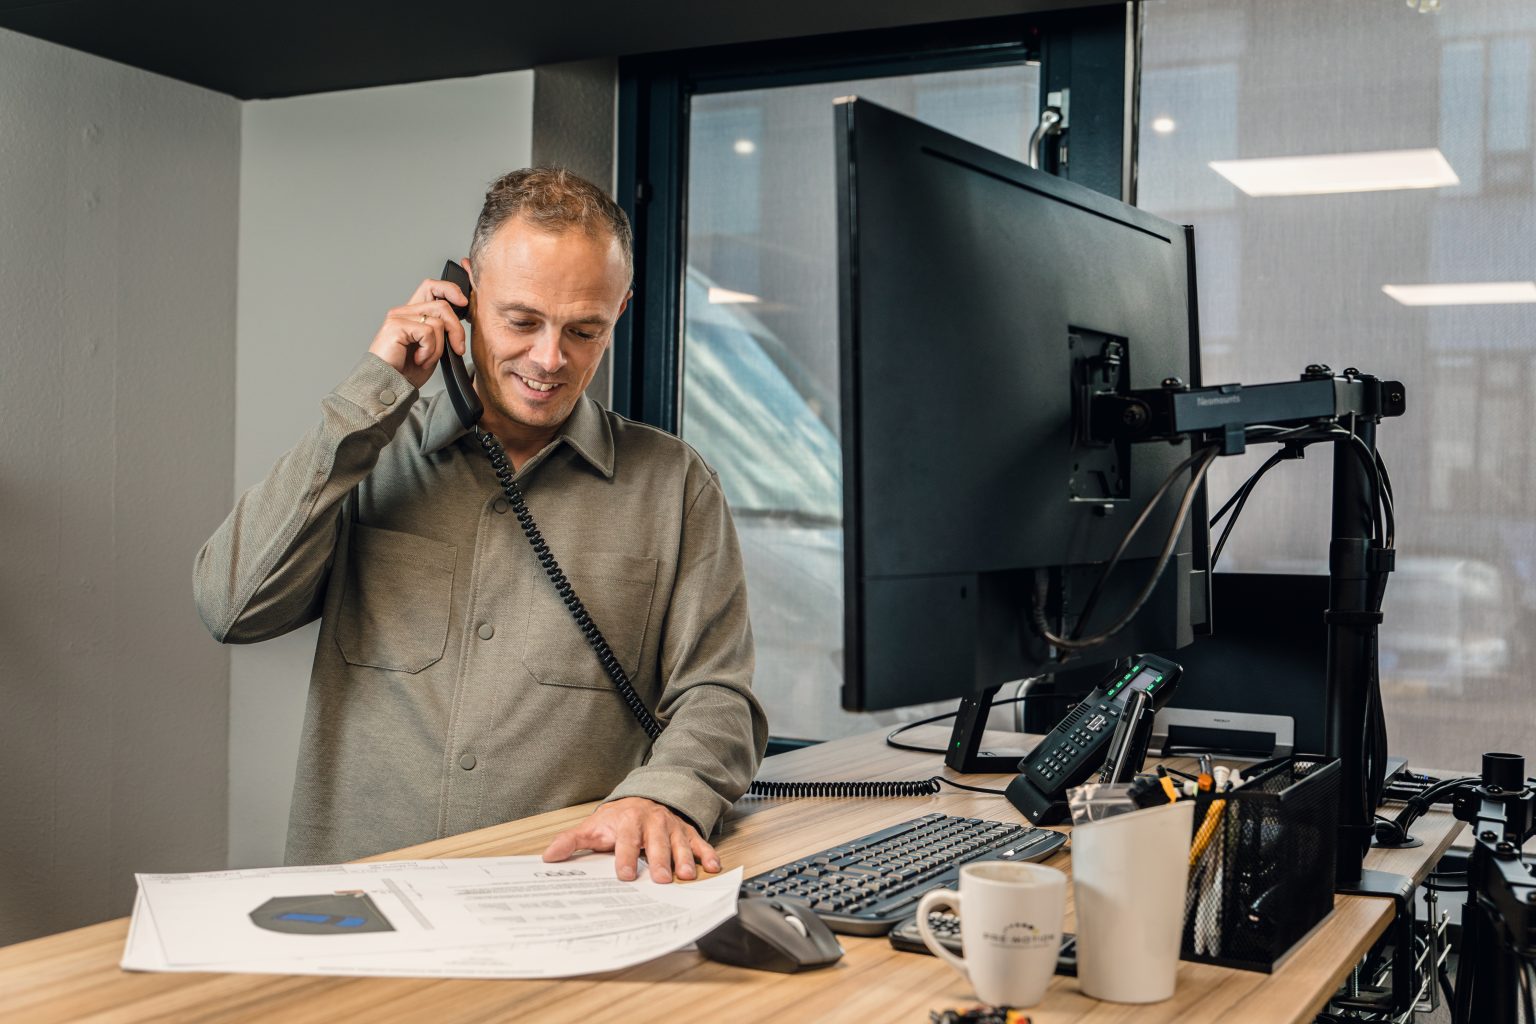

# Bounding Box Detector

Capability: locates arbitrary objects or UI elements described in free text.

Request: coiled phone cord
[746,778,942,798]
[476,429,977,800]
[478,428,664,740]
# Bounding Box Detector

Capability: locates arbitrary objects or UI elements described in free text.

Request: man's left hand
[541,797,722,883]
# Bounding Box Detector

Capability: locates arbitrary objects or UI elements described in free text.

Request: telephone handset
[437,260,484,429]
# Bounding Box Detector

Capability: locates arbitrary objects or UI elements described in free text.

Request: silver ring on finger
[418,312,429,324]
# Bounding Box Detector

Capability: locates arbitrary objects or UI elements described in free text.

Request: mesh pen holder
[1181,756,1340,973]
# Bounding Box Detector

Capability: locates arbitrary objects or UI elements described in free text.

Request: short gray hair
[469,167,633,281]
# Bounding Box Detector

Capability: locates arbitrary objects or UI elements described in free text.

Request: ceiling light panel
[1209,148,1459,196]
[1382,282,1536,306]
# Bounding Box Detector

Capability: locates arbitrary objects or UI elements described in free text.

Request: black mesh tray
[1181,756,1340,973]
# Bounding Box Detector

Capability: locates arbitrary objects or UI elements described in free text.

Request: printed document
[121,855,741,978]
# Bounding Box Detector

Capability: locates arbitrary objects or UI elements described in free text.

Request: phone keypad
[1026,699,1123,788]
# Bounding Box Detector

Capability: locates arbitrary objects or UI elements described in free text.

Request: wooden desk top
[0,727,1463,1024]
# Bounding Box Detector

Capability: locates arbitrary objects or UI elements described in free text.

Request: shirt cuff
[603,771,729,839]
[332,354,419,425]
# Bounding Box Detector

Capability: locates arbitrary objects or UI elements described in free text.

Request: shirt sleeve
[193,354,419,644]
[602,468,769,836]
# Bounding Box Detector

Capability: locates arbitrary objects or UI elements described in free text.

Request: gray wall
[231,71,535,868]
[0,28,623,936]
[0,29,240,945]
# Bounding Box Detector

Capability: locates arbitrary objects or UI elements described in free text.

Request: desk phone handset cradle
[435,262,936,799]
[1005,654,1183,825]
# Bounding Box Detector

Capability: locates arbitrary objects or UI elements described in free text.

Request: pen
[1189,797,1227,865]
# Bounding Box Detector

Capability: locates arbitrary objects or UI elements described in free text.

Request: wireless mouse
[696,896,844,973]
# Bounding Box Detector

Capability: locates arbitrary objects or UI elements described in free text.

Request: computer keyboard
[887,910,1078,976]
[739,812,1067,936]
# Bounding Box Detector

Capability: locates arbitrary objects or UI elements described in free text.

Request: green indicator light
[1156,675,1164,682]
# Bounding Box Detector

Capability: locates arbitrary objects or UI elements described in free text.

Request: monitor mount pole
[1325,410,1386,887]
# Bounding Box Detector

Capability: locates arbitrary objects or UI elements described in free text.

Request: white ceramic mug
[916,860,1067,1008]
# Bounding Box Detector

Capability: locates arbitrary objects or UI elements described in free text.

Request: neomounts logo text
[1195,394,1242,407]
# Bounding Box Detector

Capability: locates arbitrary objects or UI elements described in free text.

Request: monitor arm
[1088,363,1406,455]
[1091,365,1407,889]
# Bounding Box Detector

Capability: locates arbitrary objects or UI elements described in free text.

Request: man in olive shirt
[195,168,767,882]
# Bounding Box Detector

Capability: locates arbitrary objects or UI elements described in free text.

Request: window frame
[612,5,1135,430]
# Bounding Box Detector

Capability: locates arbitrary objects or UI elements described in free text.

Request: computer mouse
[696,896,844,973]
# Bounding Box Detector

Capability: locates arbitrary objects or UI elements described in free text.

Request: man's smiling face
[467,215,631,441]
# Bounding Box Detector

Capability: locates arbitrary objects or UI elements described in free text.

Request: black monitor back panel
[836,97,1198,711]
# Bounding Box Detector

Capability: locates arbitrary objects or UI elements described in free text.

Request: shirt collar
[420,388,615,480]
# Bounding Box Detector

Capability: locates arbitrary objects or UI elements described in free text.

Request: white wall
[232,71,535,868]
[0,29,240,945]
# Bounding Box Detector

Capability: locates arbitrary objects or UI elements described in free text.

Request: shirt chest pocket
[335,524,457,674]
[522,552,659,692]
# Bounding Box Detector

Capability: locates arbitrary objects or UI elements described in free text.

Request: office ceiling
[0,0,1106,99]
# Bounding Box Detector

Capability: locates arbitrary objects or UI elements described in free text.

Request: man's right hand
[368,276,470,391]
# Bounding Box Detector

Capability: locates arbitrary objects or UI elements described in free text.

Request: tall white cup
[916,860,1067,1008]
[1071,799,1195,1003]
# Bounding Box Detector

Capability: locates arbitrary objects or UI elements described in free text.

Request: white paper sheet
[121,855,741,979]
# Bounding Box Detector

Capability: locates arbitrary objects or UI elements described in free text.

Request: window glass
[682,67,1040,740]
[1140,0,1536,769]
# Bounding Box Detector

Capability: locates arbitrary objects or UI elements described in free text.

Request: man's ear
[618,289,633,318]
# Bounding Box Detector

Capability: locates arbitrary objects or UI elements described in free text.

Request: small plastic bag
[1066,782,1141,825]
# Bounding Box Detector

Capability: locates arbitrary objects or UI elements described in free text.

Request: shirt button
[379,388,396,406]
[492,498,509,514]
[477,623,494,640]
[459,754,476,771]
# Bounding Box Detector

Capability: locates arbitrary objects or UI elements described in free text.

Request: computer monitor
[834,97,1207,715]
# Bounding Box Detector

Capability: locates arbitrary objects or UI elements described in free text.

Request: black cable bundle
[1031,444,1220,653]
[1202,423,1399,825]
[1372,774,1479,848]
